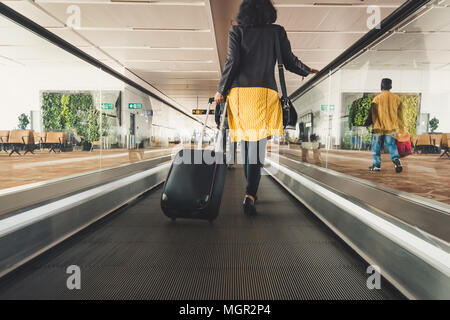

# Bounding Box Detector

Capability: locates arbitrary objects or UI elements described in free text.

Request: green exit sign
[321,105,335,112]
[102,103,113,110]
[129,103,143,109]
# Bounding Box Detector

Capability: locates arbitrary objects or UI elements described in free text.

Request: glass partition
[288,4,450,206]
[0,13,201,197]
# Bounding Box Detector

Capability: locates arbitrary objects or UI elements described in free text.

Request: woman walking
[214,0,319,216]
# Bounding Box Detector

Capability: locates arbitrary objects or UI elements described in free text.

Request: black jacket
[218,24,311,95]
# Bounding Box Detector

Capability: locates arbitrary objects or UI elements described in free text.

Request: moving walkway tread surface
[0,168,403,300]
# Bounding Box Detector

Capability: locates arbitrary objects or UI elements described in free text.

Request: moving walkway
[0,167,403,300]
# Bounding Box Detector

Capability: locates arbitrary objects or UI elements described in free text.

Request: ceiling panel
[124,60,216,72]
[274,0,405,4]
[277,7,396,32]
[49,28,94,46]
[0,44,79,61]
[133,70,219,81]
[3,0,64,27]
[155,83,219,91]
[292,49,343,64]
[375,32,450,51]
[37,2,210,29]
[142,78,219,86]
[2,0,418,113]
[70,29,213,47]
[400,7,450,32]
[99,47,215,61]
[344,50,450,70]
[0,23,54,45]
[288,32,362,50]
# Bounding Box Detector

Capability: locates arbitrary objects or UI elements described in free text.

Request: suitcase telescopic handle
[215,101,228,153]
[198,98,214,149]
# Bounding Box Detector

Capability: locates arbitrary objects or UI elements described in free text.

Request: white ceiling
[0,0,418,116]
[345,3,450,71]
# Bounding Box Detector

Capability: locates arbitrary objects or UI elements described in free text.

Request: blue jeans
[371,134,399,167]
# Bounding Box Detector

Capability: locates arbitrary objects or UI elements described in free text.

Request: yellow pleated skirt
[226,87,284,142]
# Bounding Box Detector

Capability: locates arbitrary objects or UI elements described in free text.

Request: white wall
[122,85,153,147]
[0,63,208,148]
[0,64,124,131]
[293,74,342,145]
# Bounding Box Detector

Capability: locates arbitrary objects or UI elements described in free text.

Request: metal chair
[8,130,35,156]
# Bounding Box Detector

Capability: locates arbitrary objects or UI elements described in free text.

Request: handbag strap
[274,28,288,99]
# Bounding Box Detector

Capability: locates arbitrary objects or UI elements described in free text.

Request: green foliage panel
[400,95,420,135]
[41,92,109,142]
[349,96,373,129]
[348,94,420,134]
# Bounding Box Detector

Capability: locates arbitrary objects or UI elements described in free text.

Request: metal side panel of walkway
[0,168,403,300]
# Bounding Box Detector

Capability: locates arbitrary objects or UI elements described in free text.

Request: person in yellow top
[214,0,319,216]
[369,78,404,173]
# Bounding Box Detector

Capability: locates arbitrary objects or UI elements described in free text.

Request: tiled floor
[279,146,450,205]
[1,144,449,206]
[0,146,178,190]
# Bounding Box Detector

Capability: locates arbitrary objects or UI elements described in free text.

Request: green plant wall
[42,93,64,130]
[400,95,420,135]
[349,96,372,129]
[348,94,420,134]
[41,92,108,142]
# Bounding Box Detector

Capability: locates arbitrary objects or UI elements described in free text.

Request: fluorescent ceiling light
[35,1,206,6]
[274,4,399,8]
[100,46,214,50]
[124,59,214,63]
[48,27,211,32]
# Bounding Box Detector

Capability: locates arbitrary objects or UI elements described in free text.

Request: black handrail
[289,0,431,101]
[0,3,205,125]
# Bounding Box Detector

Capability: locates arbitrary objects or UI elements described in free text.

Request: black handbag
[275,30,298,129]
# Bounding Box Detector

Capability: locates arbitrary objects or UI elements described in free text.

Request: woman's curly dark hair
[236,0,277,26]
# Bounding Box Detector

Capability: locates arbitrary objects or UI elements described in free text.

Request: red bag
[397,132,412,158]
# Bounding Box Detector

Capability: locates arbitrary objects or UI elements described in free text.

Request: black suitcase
[161,149,226,222]
[160,99,227,222]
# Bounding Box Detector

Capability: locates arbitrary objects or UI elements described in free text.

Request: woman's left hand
[214,92,225,105]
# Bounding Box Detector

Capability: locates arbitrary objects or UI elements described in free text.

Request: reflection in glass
[0,13,202,194]
[289,4,450,205]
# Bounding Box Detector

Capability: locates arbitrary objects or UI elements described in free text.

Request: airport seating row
[0,130,66,156]
[411,133,449,155]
